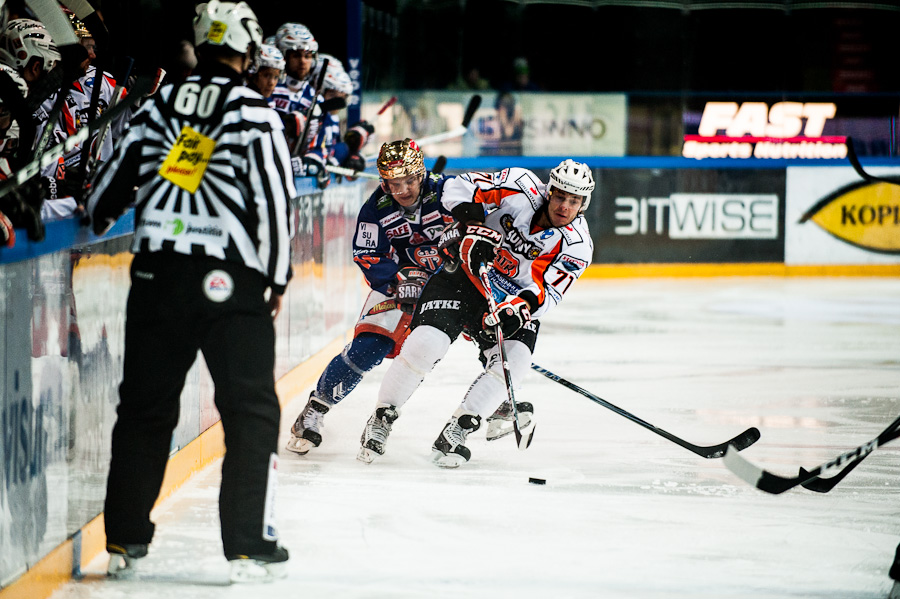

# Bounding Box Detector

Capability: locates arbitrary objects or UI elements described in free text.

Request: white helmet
[323,63,352,95]
[193,1,262,55]
[548,159,595,211]
[276,23,318,56]
[0,19,60,74]
[0,62,26,98]
[254,44,284,72]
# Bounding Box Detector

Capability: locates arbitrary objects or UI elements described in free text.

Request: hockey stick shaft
[530,364,760,458]
[478,265,534,450]
[323,164,379,180]
[800,415,900,492]
[293,58,329,157]
[724,413,900,494]
[0,76,154,201]
[846,136,900,187]
[376,95,397,116]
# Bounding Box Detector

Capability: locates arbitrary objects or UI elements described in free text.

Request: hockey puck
[528,477,546,485]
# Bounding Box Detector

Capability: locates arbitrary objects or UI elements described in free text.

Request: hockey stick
[799,414,900,492]
[432,155,447,175]
[530,364,761,459]
[846,136,900,186]
[376,95,397,116]
[363,94,481,163]
[0,76,154,200]
[292,58,329,157]
[723,413,900,495]
[479,264,535,450]
[323,164,379,180]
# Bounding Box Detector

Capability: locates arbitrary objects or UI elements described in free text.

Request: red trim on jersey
[474,187,518,207]
[530,239,562,306]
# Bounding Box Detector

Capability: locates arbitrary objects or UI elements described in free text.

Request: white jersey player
[357,159,595,467]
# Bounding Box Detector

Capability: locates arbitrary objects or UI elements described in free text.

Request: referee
[86,1,293,583]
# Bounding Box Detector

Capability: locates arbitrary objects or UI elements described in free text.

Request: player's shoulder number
[172,82,222,118]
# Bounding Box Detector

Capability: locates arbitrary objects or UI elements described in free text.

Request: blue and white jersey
[270,80,315,115]
[305,110,342,163]
[353,172,453,294]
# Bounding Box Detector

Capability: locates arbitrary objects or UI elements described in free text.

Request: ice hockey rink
[50,276,900,599]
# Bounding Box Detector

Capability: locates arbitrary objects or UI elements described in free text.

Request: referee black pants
[104,252,281,557]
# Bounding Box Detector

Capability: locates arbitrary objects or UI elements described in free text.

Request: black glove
[395,266,429,314]
[344,120,375,154]
[459,224,502,278]
[340,153,365,175]
[302,154,330,189]
[0,180,45,242]
[483,295,531,338]
[437,222,464,272]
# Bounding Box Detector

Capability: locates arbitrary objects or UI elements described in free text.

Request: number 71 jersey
[442,167,594,320]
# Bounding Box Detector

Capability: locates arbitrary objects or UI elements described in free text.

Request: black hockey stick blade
[724,414,900,495]
[530,364,759,458]
[514,416,536,449]
[846,136,900,187]
[432,155,447,174]
[462,94,482,128]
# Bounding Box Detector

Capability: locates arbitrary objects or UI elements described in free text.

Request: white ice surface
[51,277,900,599]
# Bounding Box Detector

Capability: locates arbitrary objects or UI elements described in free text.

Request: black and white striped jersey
[86,63,295,293]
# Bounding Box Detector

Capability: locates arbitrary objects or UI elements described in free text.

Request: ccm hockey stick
[846,136,900,186]
[479,264,535,450]
[0,76,154,201]
[530,364,760,458]
[723,413,900,495]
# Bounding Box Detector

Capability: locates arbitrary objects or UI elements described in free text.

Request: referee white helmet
[193,1,262,55]
[548,159,595,211]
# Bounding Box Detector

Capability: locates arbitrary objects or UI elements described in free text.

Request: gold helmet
[377,138,425,180]
[65,9,91,39]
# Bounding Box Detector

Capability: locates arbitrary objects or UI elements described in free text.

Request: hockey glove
[280,111,307,140]
[344,120,375,154]
[483,295,531,338]
[459,224,502,279]
[340,154,366,179]
[395,266,429,314]
[437,222,464,273]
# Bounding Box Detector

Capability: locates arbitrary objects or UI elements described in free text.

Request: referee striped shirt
[86,62,295,293]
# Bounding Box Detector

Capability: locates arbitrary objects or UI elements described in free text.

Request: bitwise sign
[592,169,785,263]
[683,101,847,160]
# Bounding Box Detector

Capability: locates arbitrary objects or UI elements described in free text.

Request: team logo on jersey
[515,174,543,211]
[500,214,540,259]
[410,247,442,270]
[559,254,588,272]
[203,270,234,303]
[159,126,215,193]
[409,232,426,246]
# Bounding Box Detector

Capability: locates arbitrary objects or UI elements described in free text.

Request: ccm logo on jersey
[515,174,543,212]
[559,254,587,272]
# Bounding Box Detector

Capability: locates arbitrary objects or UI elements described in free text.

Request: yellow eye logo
[799,180,900,254]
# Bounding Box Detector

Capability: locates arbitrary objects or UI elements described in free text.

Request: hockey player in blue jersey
[268,23,318,148]
[286,139,452,455]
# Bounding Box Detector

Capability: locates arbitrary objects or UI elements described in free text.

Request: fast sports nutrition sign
[683,101,847,160]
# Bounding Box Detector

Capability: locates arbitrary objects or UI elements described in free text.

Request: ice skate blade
[485,419,515,441]
[431,449,466,468]
[285,434,313,455]
[229,560,287,583]
[357,446,379,464]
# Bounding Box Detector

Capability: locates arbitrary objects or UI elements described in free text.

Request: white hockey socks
[378,325,451,409]
[462,340,531,416]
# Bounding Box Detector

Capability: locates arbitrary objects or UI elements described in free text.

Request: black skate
[227,545,289,583]
[431,408,482,468]
[106,543,148,577]
[357,405,400,463]
[485,401,533,441]
[285,393,330,455]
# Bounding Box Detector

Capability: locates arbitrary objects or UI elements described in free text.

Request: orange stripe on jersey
[474,187,518,207]
[530,239,562,306]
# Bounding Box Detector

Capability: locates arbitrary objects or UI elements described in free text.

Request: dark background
[64,1,900,94]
